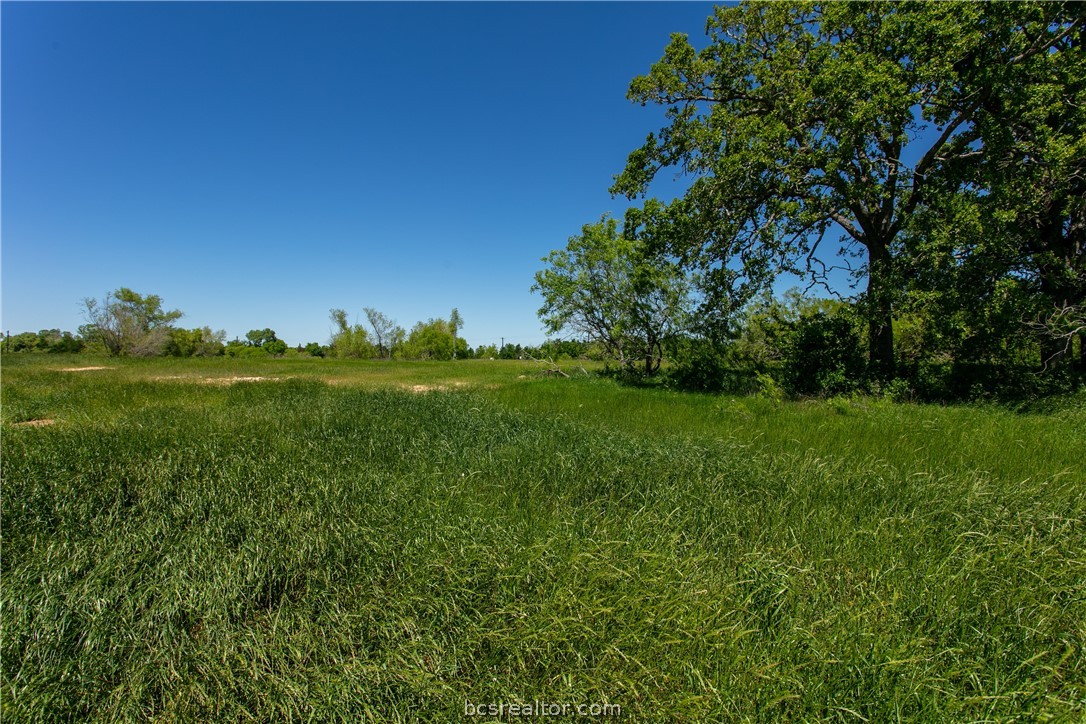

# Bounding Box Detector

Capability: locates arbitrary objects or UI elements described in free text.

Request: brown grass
[149,375,284,385]
[12,419,56,428]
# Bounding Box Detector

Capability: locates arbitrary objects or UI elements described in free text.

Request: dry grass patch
[404,381,470,393]
[11,419,56,428]
[147,375,285,385]
[58,366,112,372]
[406,384,447,393]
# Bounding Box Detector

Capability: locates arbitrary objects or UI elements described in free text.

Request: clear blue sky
[3,1,723,348]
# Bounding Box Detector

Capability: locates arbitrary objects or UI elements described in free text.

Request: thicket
[661,290,1084,402]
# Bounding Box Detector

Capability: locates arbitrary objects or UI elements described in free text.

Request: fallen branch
[526,353,570,377]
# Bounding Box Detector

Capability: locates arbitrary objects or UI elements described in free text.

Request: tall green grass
[2,356,1083,720]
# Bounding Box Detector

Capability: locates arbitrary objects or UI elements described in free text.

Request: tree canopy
[612,0,1083,378]
[329,309,375,359]
[363,307,403,360]
[81,287,183,357]
[533,215,693,376]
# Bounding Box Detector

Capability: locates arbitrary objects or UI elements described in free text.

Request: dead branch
[526,353,570,378]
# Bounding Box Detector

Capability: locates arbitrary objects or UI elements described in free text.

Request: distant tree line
[2,288,565,363]
[5,329,86,354]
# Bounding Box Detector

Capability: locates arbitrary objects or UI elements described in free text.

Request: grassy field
[3,354,1084,721]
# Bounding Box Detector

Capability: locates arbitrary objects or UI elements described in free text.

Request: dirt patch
[12,419,56,428]
[148,375,283,385]
[407,384,446,393]
[59,366,111,372]
[402,381,470,393]
[204,376,281,385]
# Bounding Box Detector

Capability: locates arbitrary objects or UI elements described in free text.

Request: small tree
[241,329,287,356]
[81,288,182,357]
[245,329,276,348]
[449,308,463,360]
[329,309,375,358]
[533,215,694,376]
[166,327,227,357]
[264,338,288,356]
[363,307,403,359]
[193,327,227,357]
[403,318,455,360]
[8,332,41,352]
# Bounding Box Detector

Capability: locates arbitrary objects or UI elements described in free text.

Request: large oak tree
[612,1,1081,378]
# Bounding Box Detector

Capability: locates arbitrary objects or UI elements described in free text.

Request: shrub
[782,313,866,396]
[665,338,739,393]
[754,371,785,402]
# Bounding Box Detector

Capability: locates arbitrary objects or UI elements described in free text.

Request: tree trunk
[1036,260,1075,372]
[866,240,896,380]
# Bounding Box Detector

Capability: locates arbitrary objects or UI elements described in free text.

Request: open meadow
[2,355,1084,721]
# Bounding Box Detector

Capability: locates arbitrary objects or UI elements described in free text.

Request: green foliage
[4,329,85,354]
[612,0,1082,381]
[454,336,472,359]
[498,343,522,360]
[663,289,863,396]
[896,2,1086,379]
[534,339,591,361]
[303,342,326,358]
[81,287,183,357]
[969,4,1085,373]
[362,307,403,359]
[46,330,84,354]
[403,318,455,360]
[753,371,785,402]
[225,339,265,358]
[329,309,375,359]
[166,328,198,357]
[241,329,288,357]
[782,313,867,396]
[263,338,288,357]
[6,332,42,352]
[166,327,226,357]
[450,308,464,359]
[664,337,735,393]
[329,305,476,362]
[245,328,277,348]
[533,215,694,377]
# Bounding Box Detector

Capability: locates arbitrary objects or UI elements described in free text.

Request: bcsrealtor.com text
[464,700,621,717]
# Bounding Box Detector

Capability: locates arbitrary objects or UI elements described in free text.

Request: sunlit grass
[2,355,1083,720]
